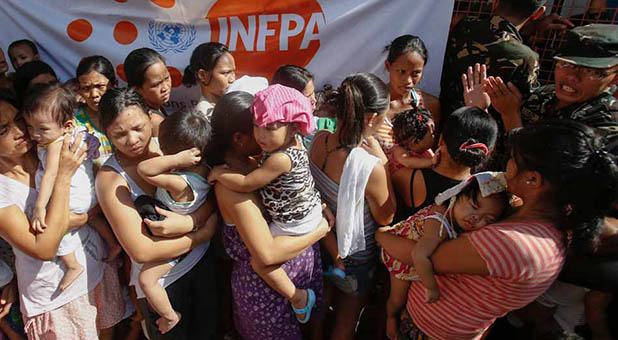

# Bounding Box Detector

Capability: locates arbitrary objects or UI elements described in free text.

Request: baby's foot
[386,316,399,340]
[157,311,181,334]
[291,288,316,324]
[424,287,440,303]
[59,264,84,291]
[291,289,308,321]
[105,243,123,263]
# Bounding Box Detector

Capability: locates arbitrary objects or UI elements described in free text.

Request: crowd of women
[0,10,616,340]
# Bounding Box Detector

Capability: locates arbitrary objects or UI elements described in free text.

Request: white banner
[0,0,454,110]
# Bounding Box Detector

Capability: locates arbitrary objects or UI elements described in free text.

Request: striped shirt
[309,134,380,262]
[407,221,566,340]
[375,88,425,153]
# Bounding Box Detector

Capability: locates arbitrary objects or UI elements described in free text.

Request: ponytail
[183,42,230,88]
[321,73,389,149]
[182,64,197,87]
[338,80,366,147]
[442,107,498,169]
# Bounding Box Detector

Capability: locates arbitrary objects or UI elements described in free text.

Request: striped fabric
[375,89,425,153]
[407,221,566,340]
[309,159,379,262]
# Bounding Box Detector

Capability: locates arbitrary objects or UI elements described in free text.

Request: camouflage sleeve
[486,39,540,95]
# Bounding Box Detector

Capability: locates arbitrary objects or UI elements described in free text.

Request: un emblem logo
[148,20,196,54]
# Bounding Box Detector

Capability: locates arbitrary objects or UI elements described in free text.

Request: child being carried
[381,171,510,340]
[24,83,121,292]
[136,109,215,334]
[209,84,324,324]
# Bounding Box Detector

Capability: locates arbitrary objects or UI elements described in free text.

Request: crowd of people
[0,1,617,339]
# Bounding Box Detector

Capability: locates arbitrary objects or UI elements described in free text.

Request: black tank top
[402,168,462,219]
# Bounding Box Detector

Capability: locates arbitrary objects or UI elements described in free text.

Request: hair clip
[459,141,489,155]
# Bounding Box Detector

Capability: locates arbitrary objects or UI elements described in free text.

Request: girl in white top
[22,83,120,291]
[182,42,236,121]
[136,109,212,334]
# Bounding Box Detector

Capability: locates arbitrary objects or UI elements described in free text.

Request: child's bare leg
[386,275,410,340]
[89,212,122,262]
[138,261,180,334]
[59,251,84,291]
[250,258,310,319]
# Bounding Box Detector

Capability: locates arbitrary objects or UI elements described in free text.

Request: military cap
[554,24,618,69]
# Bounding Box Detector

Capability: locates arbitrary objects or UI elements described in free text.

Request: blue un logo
[148,20,196,54]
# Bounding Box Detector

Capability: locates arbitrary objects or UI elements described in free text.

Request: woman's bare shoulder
[95,166,129,193]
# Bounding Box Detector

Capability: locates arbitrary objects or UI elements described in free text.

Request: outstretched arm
[137,148,201,201]
[208,152,291,193]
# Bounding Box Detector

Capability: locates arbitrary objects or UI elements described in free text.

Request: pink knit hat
[251,84,316,136]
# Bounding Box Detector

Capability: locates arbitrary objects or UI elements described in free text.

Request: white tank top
[0,174,106,317]
[103,154,209,298]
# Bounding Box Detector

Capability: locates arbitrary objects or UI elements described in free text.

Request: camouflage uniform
[521,85,618,153]
[440,15,540,118]
[521,24,618,153]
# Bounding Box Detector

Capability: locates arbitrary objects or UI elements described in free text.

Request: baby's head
[436,172,510,231]
[158,108,211,161]
[8,39,39,70]
[392,108,435,153]
[22,82,75,146]
[251,84,315,153]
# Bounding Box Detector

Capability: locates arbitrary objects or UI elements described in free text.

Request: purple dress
[223,224,324,340]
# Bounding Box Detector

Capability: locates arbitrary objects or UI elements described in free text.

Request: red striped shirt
[407,221,566,340]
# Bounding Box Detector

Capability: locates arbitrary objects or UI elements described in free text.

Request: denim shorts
[324,254,378,296]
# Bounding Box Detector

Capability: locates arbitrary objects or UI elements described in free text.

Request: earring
[525,180,531,184]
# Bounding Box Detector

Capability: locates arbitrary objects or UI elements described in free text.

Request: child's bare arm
[208,153,291,192]
[137,148,201,201]
[411,206,449,302]
[392,146,435,169]
[320,231,340,262]
[33,142,64,230]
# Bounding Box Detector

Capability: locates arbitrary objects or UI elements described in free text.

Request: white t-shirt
[103,154,209,299]
[194,96,214,121]
[0,174,106,317]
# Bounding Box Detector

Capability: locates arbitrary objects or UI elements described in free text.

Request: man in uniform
[440,0,546,121]
[486,24,618,153]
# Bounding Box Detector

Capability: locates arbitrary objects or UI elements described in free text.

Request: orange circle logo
[114,21,138,45]
[206,0,324,79]
[67,19,93,42]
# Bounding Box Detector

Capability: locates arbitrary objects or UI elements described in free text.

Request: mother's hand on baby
[362,136,388,165]
[144,206,195,237]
